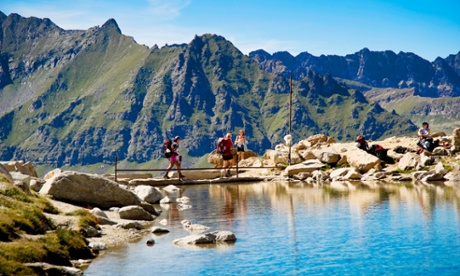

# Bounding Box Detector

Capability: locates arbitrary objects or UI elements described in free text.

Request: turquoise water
[84,181,460,275]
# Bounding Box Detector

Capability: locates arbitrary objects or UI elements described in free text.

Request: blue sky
[2,0,460,61]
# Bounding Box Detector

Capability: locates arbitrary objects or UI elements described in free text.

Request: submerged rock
[173,231,236,245]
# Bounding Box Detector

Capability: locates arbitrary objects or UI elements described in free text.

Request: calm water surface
[84,181,460,275]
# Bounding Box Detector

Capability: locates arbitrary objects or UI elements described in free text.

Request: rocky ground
[1,130,460,274]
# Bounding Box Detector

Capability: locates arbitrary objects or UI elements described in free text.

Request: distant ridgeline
[2,11,458,167]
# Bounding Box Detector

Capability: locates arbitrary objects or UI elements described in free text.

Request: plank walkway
[113,175,275,186]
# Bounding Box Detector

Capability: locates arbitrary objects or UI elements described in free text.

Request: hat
[174,136,181,141]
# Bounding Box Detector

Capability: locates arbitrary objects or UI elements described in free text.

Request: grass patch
[0,181,95,272]
[65,209,99,229]
[0,229,93,267]
[392,168,416,174]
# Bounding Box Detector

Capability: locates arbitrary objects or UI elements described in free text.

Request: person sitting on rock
[417,122,436,153]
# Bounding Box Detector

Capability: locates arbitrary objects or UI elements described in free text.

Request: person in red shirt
[221,133,234,177]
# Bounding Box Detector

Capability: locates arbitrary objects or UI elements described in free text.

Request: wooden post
[114,156,118,182]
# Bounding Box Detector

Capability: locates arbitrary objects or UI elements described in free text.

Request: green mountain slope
[0,12,417,167]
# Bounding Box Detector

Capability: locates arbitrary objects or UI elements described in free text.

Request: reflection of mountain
[209,181,460,220]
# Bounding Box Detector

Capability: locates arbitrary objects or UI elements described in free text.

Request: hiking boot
[163,174,170,179]
[179,174,186,179]
[226,172,232,177]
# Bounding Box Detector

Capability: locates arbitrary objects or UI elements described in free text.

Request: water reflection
[85,181,460,275]
[209,180,460,222]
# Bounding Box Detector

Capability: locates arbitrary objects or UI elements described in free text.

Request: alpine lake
[84,180,460,275]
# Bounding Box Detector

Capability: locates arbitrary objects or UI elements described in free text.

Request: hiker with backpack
[356,135,394,164]
[163,136,185,180]
[218,133,234,177]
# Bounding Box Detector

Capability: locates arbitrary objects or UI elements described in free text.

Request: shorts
[236,145,245,152]
[222,154,233,161]
[170,154,178,162]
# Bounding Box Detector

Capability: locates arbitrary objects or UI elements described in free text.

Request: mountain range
[1,12,458,168]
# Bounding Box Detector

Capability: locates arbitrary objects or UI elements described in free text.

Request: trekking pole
[115,155,118,182]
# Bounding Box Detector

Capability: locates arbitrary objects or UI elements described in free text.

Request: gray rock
[91,207,108,218]
[116,221,144,230]
[95,215,117,225]
[139,203,161,215]
[119,205,154,221]
[80,226,101,237]
[435,162,448,175]
[39,171,142,209]
[10,171,31,194]
[1,160,38,177]
[432,147,448,155]
[173,231,237,245]
[285,160,325,176]
[88,241,107,250]
[25,262,83,276]
[315,149,340,164]
[134,185,163,204]
[445,171,460,181]
[330,168,361,180]
[151,226,170,233]
[419,152,434,166]
[398,153,421,171]
[29,178,45,192]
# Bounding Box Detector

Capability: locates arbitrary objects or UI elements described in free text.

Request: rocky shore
[1,129,460,274]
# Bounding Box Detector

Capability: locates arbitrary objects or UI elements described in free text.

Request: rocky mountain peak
[100,18,121,34]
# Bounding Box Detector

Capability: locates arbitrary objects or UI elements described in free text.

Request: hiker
[417,122,435,152]
[163,136,185,180]
[356,135,394,164]
[356,135,369,152]
[235,129,247,161]
[221,133,234,177]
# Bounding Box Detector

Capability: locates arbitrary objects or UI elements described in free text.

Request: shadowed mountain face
[249,48,460,97]
[0,12,417,166]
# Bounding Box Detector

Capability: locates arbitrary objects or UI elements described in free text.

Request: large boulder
[173,231,236,245]
[453,128,460,151]
[118,205,154,221]
[344,149,380,173]
[0,161,38,177]
[40,171,142,209]
[134,185,163,204]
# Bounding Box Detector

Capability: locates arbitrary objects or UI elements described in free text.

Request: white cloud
[146,0,191,19]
